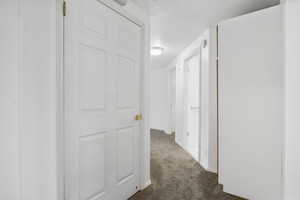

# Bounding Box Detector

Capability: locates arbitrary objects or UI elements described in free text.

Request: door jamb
[56,1,65,200]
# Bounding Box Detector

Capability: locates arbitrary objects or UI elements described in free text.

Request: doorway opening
[132,34,229,199]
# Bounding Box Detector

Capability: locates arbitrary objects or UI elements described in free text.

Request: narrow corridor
[130,130,244,200]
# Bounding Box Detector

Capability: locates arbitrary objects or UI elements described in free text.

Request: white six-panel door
[64,0,142,200]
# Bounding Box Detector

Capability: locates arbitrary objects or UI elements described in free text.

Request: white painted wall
[284,0,300,199]
[218,6,284,200]
[0,1,20,199]
[217,4,300,199]
[150,68,171,133]
[0,0,59,200]
[0,0,150,199]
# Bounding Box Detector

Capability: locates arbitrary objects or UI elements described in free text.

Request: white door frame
[182,47,202,162]
[55,0,150,199]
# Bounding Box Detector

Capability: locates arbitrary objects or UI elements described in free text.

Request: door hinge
[63,1,67,17]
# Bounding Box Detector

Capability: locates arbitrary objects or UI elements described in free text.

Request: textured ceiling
[150,0,280,68]
[130,0,150,12]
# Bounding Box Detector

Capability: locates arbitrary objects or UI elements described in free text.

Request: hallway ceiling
[149,0,280,68]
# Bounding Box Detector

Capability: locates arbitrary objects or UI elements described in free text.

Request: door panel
[79,44,107,110]
[117,56,136,109]
[185,54,200,161]
[83,0,108,39]
[65,0,142,200]
[117,128,134,182]
[218,6,283,200]
[79,134,106,200]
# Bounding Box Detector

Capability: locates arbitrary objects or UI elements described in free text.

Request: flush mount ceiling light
[151,47,164,56]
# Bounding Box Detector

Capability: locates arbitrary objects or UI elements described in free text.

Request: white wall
[150,68,171,133]
[20,1,59,199]
[218,6,284,200]
[0,1,20,199]
[0,0,59,200]
[284,0,300,199]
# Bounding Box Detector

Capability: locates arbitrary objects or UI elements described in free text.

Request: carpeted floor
[129,130,245,200]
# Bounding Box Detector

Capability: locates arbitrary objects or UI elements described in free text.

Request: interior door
[64,0,142,200]
[170,68,176,133]
[218,6,283,200]
[186,54,200,161]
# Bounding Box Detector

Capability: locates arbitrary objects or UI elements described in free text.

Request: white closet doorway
[183,51,201,162]
[64,0,144,200]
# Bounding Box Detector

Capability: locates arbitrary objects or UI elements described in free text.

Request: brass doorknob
[135,114,142,121]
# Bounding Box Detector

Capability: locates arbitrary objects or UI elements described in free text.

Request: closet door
[186,54,201,161]
[64,0,142,200]
[218,6,284,200]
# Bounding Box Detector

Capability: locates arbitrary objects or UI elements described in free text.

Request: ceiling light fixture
[151,47,164,56]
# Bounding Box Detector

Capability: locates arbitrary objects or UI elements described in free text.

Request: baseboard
[141,179,152,190]
[200,160,209,171]
[175,138,183,148]
[150,128,171,135]
[207,167,218,174]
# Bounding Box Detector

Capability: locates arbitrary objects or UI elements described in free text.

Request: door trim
[56,1,65,200]
[56,0,150,199]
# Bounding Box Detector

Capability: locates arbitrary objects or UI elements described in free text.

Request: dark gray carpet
[130,130,245,200]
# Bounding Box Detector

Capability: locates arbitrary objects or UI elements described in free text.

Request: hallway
[130,130,244,200]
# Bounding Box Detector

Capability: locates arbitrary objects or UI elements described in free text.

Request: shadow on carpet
[129,130,245,200]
